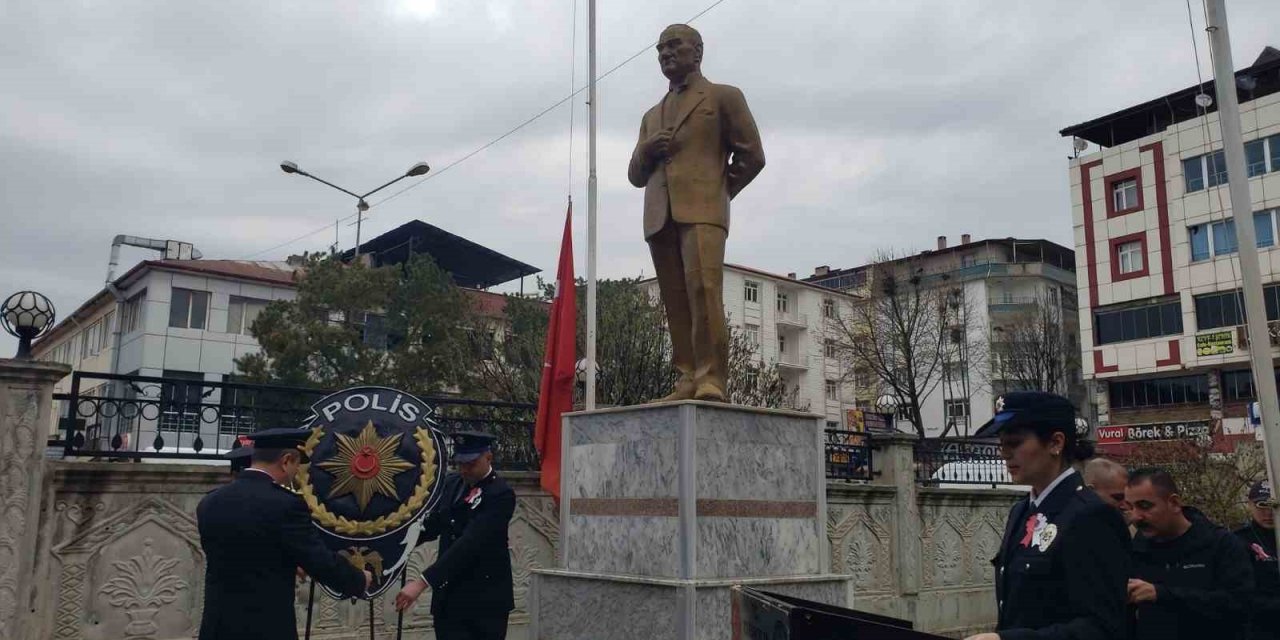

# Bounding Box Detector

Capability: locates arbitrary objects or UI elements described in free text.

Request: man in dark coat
[197,428,370,640]
[1127,467,1254,640]
[1234,480,1278,640]
[395,431,516,640]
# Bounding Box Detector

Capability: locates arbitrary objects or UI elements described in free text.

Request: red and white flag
[534,203,576,501]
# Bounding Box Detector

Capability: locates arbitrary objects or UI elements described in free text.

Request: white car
[929,460,1028,491]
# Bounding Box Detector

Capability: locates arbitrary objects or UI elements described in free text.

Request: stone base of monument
[529,401,852,640]
[530,571,851,640]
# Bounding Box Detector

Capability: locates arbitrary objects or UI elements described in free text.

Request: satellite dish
[1195,93,1214,108]
[1072,137,1089,153]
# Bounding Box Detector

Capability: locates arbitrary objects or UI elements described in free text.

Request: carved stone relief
[827,504,894,593]
[0,387,40,635]
[919,503,1013,589]
[51,497,203,640]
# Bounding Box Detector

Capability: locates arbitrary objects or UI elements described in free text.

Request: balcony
[777,354,811,370]
[988,296,1038,313]
[776,311,809,329]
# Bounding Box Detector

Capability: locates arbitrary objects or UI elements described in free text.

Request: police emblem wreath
[297,386,447,599]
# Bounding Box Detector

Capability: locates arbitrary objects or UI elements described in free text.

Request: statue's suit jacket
[628,73,765,239]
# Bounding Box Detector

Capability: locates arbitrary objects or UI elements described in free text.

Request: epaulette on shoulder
[272,483,303,497]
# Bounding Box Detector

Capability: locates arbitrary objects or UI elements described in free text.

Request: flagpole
[1204,0,1280,560]
[585,0,599,410]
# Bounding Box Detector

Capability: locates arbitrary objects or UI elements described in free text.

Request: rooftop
[340,220,539,289]
[803,237,1076,291]
[1060,46,1280,148]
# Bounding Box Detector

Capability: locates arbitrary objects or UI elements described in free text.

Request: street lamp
[2,291,56,360]
[279,160,431,260]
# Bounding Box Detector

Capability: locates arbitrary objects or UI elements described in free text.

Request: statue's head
[657,24,702,81]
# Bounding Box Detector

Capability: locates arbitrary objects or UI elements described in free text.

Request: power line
[244,0,730,259]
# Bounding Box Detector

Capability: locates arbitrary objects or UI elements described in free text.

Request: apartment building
[1060,47,1280,450]
[805,237,1080,438]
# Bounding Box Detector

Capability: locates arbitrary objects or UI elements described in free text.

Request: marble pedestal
[530,401,851,639]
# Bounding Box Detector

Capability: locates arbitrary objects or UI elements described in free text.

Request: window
[168,288,209,330]
[822,298,836,319]
[776,291,789,314]
[1110,233,1147,280]
[1183,150,1229,193]
[1093,299,1183,345]
[159,370,204,433]
[226,296,269,335]
[1116,240,1143,274]
[777,333,787,355]
[961,254,977,268]
[99,311,114,350]
[854,370,871,388]
[1195,290,1246,330]
[1194,283,1280,330]
[361,313,388,350]
[1241,134,1280,178]
[1112,178,1139,212]
[1246,139,1267,177]
[745,324,760,348]
[825,380,839,402]
[1108,374,1209,409]
[744,280,760,304]
[943,359,967,379]
[121,291,145,333]
[1221,368,1280,402]
[824,339,836,359]
[1256,209,1277,248]
[81,320,102,358]
[1189,219,1237,261]
[945,399,970,420]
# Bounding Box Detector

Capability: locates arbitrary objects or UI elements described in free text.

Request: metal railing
[825,429,873,481]
[913,438,1015,486]
[54,371,539,470]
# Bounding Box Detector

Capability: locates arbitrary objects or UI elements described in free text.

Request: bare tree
[991,292,1079,397]
[830,251,963,438]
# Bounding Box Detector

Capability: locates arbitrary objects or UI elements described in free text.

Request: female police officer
[965,391,1130,640]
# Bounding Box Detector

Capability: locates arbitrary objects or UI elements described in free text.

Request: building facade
[34,259,301,446]
[1061,47,1280,448]
[806,237,1080,438]
[641,264,859,427]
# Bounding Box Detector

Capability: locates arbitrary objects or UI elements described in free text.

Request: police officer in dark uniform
[1234,480,1278,640]
[964,392,1131,640]
[197,428,371,640]
[395,431,516,639]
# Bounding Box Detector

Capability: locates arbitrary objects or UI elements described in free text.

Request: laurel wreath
[297,426,438,536]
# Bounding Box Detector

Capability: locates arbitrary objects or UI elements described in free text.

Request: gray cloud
[2,0,1277,354]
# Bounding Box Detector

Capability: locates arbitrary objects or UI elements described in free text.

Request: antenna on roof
[1071,137,1088,158]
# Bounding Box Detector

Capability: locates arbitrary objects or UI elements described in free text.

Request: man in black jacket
[197,428,371,640]
[1234,479,1278,640]
[1126,467,1254,640]
[395,431,516,640]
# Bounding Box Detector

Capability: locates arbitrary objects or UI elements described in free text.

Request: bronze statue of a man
[628,24,765,402]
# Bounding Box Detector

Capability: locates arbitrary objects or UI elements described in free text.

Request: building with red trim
[1060,47,1280,450]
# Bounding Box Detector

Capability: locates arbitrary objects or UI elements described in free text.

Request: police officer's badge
[295,386,447,599]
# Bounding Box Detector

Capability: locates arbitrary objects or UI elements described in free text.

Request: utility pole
[585,0,599,410]
[1204,0,1280,554]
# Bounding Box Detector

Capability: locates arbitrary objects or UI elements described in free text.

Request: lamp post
[280,160,431,261]
[2,291,56,360]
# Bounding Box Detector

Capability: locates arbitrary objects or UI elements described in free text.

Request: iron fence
[54,371,539,470]
[825,429,873,481]
[914,438,1015,486]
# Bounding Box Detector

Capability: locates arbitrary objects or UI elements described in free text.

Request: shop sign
[1195,330,1234,356]
[1096,420,1210,444]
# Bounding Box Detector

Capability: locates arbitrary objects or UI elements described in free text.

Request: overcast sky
[2,0,1278,355]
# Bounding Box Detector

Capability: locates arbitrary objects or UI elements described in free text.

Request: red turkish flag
[534,203,576,501]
